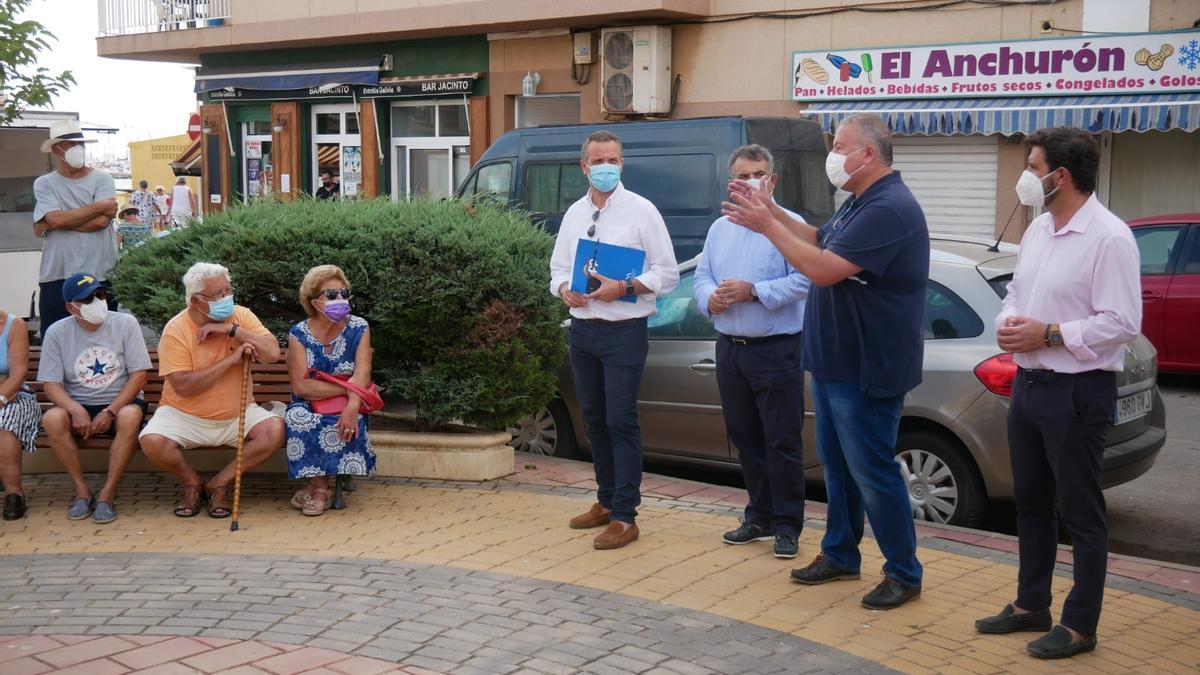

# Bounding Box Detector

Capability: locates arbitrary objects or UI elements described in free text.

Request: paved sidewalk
[0,453,1197,674]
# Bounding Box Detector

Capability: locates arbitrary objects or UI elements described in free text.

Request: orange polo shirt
[158,306,271,420]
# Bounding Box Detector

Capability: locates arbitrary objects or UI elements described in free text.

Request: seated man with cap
[38,273,152,524]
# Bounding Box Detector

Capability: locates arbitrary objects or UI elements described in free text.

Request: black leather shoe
[862,576,921,610]
[975,603,1053,634]
[773,533,799,559]
[3,493,27,521]
[1027,625,1097,659]
[790,554,860,585]
[723,520,772,545]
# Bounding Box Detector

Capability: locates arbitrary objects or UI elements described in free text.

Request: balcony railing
[97,0,231,36]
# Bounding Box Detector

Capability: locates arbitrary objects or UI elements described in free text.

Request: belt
[1018,367,1107,383]
[719,332,800,346]
[573,317,647,326]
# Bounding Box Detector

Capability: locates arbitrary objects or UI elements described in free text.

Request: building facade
[97,0,1200,237]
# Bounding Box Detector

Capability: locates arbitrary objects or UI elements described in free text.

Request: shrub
[111,198,567,430]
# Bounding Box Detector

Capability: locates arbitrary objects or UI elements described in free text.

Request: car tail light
[974,353,1017,397]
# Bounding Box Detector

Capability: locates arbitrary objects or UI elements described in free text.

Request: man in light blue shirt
[694,144,811,560]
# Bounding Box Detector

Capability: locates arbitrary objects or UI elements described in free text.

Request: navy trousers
[715,333,807,537]
[1009,367,1116,636]
[568,317,649,524]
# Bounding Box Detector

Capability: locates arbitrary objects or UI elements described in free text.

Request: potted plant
[111,197,566,480]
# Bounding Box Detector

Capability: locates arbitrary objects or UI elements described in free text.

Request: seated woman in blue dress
[284,265,375,516]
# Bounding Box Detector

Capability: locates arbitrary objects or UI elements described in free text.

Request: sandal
[302,488,330,517]
[205,483,231,519]
[174,485,202,518]
[290,485,315,510]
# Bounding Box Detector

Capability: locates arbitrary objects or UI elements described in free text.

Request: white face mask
[744,178,762,190]
[1015,169,1060,207]
[63,145,87,169]
[825,147,866,190]
[77,296,108,325]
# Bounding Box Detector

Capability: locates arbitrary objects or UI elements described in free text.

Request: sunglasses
[587,210,599,238]
[78,289,108,303]
[319,288,352,300]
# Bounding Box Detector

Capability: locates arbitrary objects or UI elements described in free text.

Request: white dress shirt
[996,194,1142,373]
[549,183,680,321]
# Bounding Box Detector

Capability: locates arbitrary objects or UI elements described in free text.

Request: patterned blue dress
[284,315,375,479]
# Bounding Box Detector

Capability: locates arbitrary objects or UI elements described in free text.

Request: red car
[1128,213,1200,373]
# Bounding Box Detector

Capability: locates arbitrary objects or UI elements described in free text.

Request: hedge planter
[371,429,515,481]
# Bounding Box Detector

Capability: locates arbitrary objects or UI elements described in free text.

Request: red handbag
[307,369,384,415]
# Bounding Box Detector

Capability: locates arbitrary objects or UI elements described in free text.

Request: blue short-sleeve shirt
[802,172,930,398]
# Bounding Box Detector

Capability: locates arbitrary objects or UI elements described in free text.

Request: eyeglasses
[196,288,234,301]
[319,288,352,300]
[587,210,599,238]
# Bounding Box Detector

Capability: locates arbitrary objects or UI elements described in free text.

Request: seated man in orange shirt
[139,262,285,518]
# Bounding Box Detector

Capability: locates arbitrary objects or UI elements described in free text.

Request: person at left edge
[693,144,811,561]
[32,119,119,338]
[549,130,679,550]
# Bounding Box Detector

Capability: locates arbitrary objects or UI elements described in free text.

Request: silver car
[511,235,1166,527]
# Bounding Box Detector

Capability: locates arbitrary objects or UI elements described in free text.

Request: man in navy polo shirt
[723,113,928,610]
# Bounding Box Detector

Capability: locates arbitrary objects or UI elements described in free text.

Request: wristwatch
[228,323,239,338]
[1044,323,1063,347]
[624,279,636,296]
[749,285,760,302]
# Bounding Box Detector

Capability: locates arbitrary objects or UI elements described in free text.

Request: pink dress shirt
[996,194,1142,373]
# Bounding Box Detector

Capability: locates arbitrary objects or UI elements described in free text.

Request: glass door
[311,103,362,199]
[389,100,471,200]
[241,121,273,203]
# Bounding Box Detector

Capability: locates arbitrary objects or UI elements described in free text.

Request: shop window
[1132,226,1183,275]
[516,95,581,128]
[245,121,273,136]
[440,105,470,137]
[924,281,983,340]
[391,105,436,137]
[316,113,341,135]
[524,162,587,214]
[345,112,359,135]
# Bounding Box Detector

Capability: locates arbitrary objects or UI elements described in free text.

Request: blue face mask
[206,295,235,321]
[587,163,621,193]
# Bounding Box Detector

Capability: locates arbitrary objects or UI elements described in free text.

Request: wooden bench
[22,346,293,475]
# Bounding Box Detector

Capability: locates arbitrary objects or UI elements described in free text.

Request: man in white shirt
[549,130,678,550]
[974,127,1141,660]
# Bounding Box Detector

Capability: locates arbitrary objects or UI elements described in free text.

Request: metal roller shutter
[891,136,998,238]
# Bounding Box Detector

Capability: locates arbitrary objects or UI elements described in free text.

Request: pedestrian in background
[116,203,153,252]
[128,179,158,226]
[171,177,197,227]
[724,113,928,610]
[32,120,119,338]
[154,185,171,230]
[549,130,678,550]
[975,127,1141,660]
[694,144,811,560]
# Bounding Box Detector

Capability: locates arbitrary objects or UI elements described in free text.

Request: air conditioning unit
[600,26,672,115]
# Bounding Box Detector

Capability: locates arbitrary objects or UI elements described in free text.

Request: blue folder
[571,239,647,304]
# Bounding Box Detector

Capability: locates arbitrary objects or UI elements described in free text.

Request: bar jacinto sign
[792,29,1200,101]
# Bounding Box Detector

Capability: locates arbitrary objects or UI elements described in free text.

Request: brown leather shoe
[569,503,611,529]
[593,521,639,550]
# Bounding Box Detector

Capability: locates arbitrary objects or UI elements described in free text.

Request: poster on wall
[342,145,362,197]
[247,159,261,197]
[246,140,262,159]
[792,29,1200,101]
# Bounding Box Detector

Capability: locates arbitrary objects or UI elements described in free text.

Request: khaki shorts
[139,404,279,449]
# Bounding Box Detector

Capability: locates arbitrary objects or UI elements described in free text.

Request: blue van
[455,116,834,259]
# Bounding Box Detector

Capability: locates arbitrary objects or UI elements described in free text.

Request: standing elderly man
[549,130,678,550]
[694,144,811,560]
[724,113,928,610]
[32,120,119,337]
[138,262,285,519]
[974,128,1141,660]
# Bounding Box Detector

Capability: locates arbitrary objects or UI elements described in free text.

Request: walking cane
[231,352,251,532]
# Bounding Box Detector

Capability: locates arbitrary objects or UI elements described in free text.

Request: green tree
[0,0,74,124]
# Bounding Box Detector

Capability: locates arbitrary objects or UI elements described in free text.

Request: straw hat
[40,119,98,153]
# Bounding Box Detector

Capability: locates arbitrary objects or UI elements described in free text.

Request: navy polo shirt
[802,172,929,398]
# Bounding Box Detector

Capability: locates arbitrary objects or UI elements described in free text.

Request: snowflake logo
[1180,40,1200,71]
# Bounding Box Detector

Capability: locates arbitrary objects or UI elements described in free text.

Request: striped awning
[316,145,340,169]
[171,137,202,177]
[805,93,1200,136]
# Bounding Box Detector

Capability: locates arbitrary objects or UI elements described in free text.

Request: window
[459,162,513,200]
[621,155,715,216]
[390,101,471,200]
[516,95,581,128]
[523,162,588,214]
[316,113,341,135]
[648,271,718,340]
[1182,226,1200,274]
[1132,226,1183,275]
[924,281,983,340]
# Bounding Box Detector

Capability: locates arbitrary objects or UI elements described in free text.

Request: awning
[805,93,1200,136]
[171,137,202,177]
[194,57,386,93]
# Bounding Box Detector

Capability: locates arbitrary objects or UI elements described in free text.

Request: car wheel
[508,399,577,457]
[894,430,987,528]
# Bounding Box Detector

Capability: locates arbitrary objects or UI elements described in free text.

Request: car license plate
[1114,389,1153,425]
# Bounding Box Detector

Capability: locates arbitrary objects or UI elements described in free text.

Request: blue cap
[62,273,103,303]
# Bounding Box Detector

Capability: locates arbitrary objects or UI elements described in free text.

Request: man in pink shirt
[974,127,1141,660]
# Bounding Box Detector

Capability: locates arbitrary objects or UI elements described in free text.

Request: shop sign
[792,29,1200,101]
[360,77,476,98]
[204,77,478,102]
